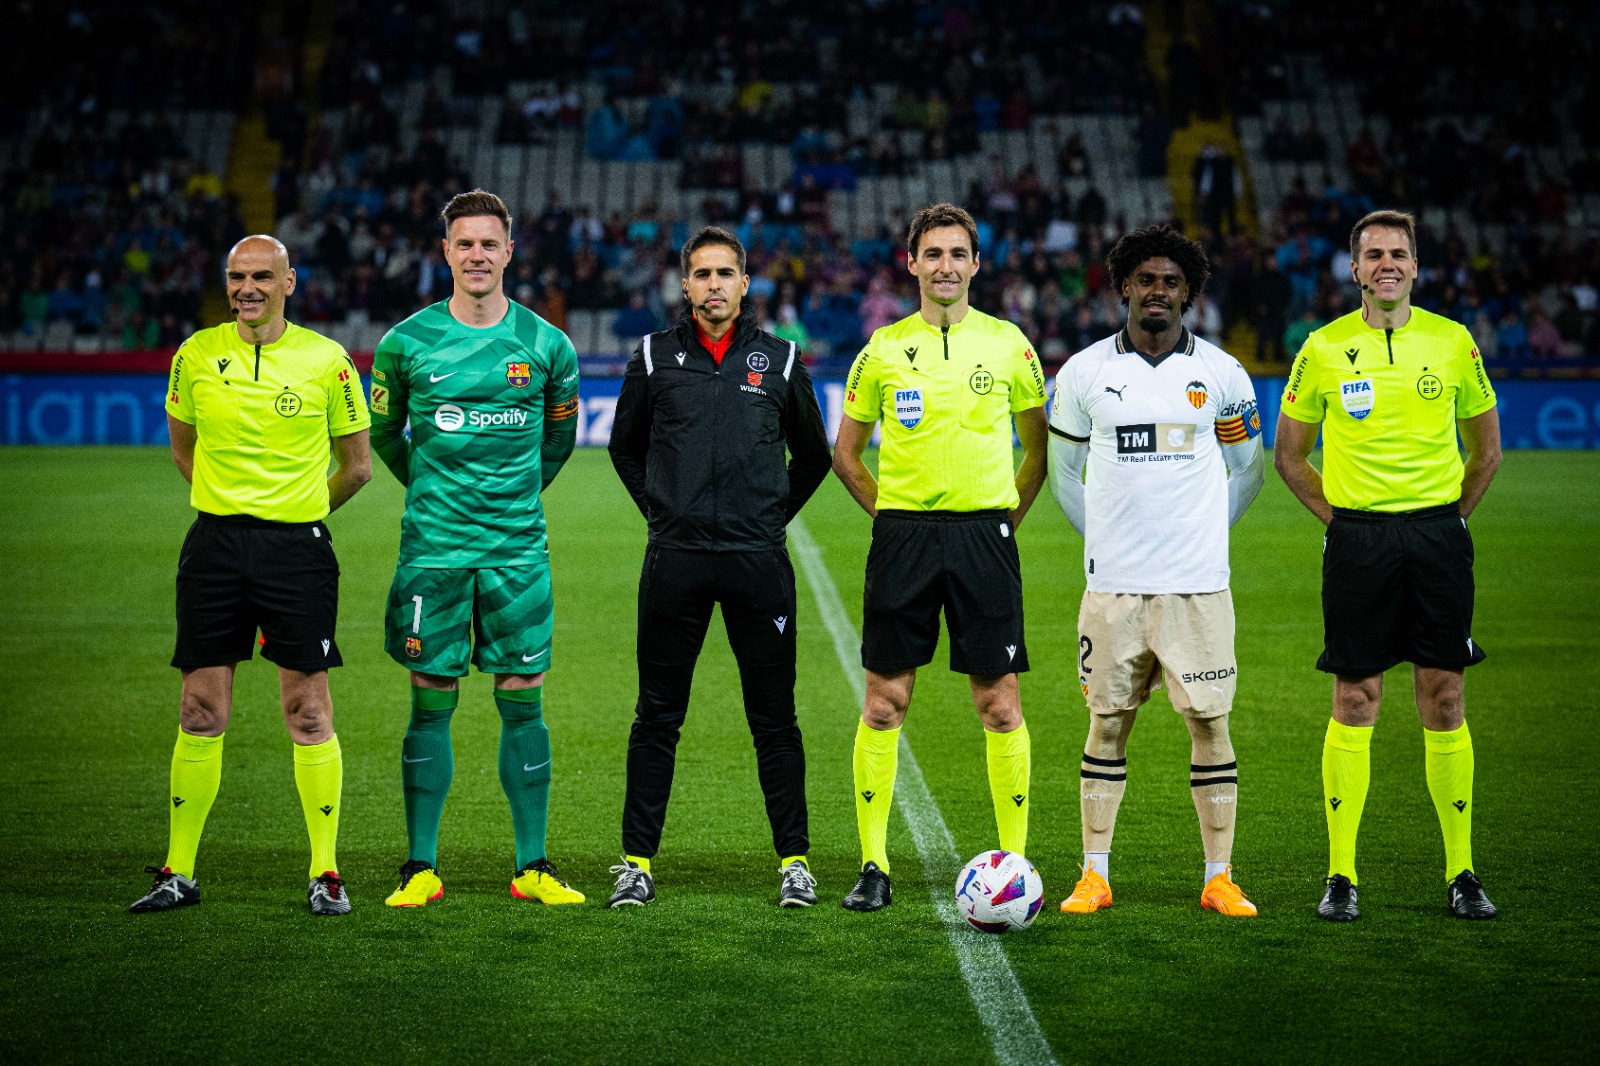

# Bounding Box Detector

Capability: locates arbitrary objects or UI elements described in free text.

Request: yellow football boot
[1060,866,1113,914]
[1201,866,1258,917]
[385,860,443,908]
[510,858,586,905]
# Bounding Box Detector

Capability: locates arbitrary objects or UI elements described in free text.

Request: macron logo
[774,616,788,633]
[1006,644,1017,662]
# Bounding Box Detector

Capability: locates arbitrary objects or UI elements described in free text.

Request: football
[955,850,1044,933]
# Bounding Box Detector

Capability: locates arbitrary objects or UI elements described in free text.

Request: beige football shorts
[1076,590,1237,718]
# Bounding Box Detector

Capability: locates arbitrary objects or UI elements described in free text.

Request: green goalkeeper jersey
[370,300,581,569]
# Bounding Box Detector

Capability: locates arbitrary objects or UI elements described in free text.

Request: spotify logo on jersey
[434,403,466,431]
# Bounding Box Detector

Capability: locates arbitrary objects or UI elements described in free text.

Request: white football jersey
[1050,328,1258,593]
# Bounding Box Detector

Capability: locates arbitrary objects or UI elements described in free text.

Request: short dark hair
[1106,223,1210,313]
[1349,209,1417,259]
[680,226,746,276]
[907,202,980,258]
[442,189,513,236]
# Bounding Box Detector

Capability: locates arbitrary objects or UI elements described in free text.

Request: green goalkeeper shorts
[384,563,553,676]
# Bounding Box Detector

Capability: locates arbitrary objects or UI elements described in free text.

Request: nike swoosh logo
[430,371,457,382]
[403,756,433,764]
[523,760,551,773]
[521,654,538,662]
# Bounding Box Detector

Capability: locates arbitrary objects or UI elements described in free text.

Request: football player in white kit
[1047,224,1266,917]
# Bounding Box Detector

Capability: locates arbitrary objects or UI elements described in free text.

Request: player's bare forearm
[1456,407,1502,518]
[832,416,879,517]
[1009,408,1047,529]
[167,413,196,484]
[1273,413,1331,525]
[327,430,373,512]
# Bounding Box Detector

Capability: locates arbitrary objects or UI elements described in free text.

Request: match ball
[955,850,1044,933]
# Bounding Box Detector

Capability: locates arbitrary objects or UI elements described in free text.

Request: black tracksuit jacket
[608,313,832,550]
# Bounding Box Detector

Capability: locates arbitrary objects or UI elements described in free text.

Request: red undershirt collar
[694,314,738,364]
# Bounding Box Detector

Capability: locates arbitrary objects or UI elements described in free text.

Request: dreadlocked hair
[1105,224,1210,313]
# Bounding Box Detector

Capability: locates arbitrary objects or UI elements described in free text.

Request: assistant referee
[1275,209,1501,922]
[130,235,372,917]
[833,203,1049,911]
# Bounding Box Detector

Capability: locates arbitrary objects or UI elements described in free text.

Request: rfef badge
[894,388,924,429]
[506,362,531,388]
[1339,379,1375,420]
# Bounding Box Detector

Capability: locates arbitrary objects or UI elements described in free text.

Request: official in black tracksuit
[607,227,832,906]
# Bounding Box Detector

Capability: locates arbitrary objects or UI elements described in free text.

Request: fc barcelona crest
[404,636,423,658]
[506,362,531,388]
[1185,380,1208,409]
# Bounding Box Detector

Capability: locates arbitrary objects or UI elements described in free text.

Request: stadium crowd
[4,0,1598,371]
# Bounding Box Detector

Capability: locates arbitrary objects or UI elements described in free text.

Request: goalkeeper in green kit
[370,190,586,907]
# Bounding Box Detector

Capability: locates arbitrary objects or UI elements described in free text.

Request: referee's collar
[1116,326,1194,369]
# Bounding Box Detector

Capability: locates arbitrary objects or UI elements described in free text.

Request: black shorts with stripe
[172,512,343,672]
[1318,503,1486,675]
[862,509,1028,676]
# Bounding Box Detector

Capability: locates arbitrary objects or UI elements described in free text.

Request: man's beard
[1138,312,1172,334]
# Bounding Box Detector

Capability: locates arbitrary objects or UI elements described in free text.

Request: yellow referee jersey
[843,308,1047,511]
[1280,307,1495,511]
[166,321,370,522]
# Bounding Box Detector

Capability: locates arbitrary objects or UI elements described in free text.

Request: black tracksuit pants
[622,545,809,859]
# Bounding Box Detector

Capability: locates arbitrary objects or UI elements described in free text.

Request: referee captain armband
[1215,403,1262,445]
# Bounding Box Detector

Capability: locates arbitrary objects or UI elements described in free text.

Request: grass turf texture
[1,446,1596,1064]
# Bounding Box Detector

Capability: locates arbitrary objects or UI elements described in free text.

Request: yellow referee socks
[1322,720,1373,883]
[986,722,1031,856]
[1424,722,1475,882]
[294,735,343,878]
[853,721,900,873]
[165,729,224,879]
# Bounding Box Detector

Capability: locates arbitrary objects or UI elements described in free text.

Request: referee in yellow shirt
[1275,210,1501,922]
[130,236,372,916]
[833,203,1049,910]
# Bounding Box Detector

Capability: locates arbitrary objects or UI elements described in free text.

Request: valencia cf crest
[1186,380,1208,409]
[506,362,532,388]
[405,636,423,658]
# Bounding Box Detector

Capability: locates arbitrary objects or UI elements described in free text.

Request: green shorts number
[384,563,554,676]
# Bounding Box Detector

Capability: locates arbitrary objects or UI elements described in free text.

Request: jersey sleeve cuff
[330,420,372,436]
[1278,404,1322,424]
[1048,424,1088,442]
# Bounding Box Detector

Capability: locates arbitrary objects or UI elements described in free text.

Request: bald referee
[1276,209,1501,921]
[131,235,372,916]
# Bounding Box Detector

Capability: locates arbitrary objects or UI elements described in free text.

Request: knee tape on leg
[1081,710,1131,844]
[1189,713,1237,835]
[495,689,544,723]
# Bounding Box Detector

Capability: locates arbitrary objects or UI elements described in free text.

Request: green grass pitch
[1,446,1596,1064]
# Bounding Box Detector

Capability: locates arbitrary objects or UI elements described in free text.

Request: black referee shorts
[1319,503,1487,676]
[173,512,343,672]
[862,509,1028,676]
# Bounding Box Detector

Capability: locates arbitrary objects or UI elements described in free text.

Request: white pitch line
[790,518,1059,1066]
